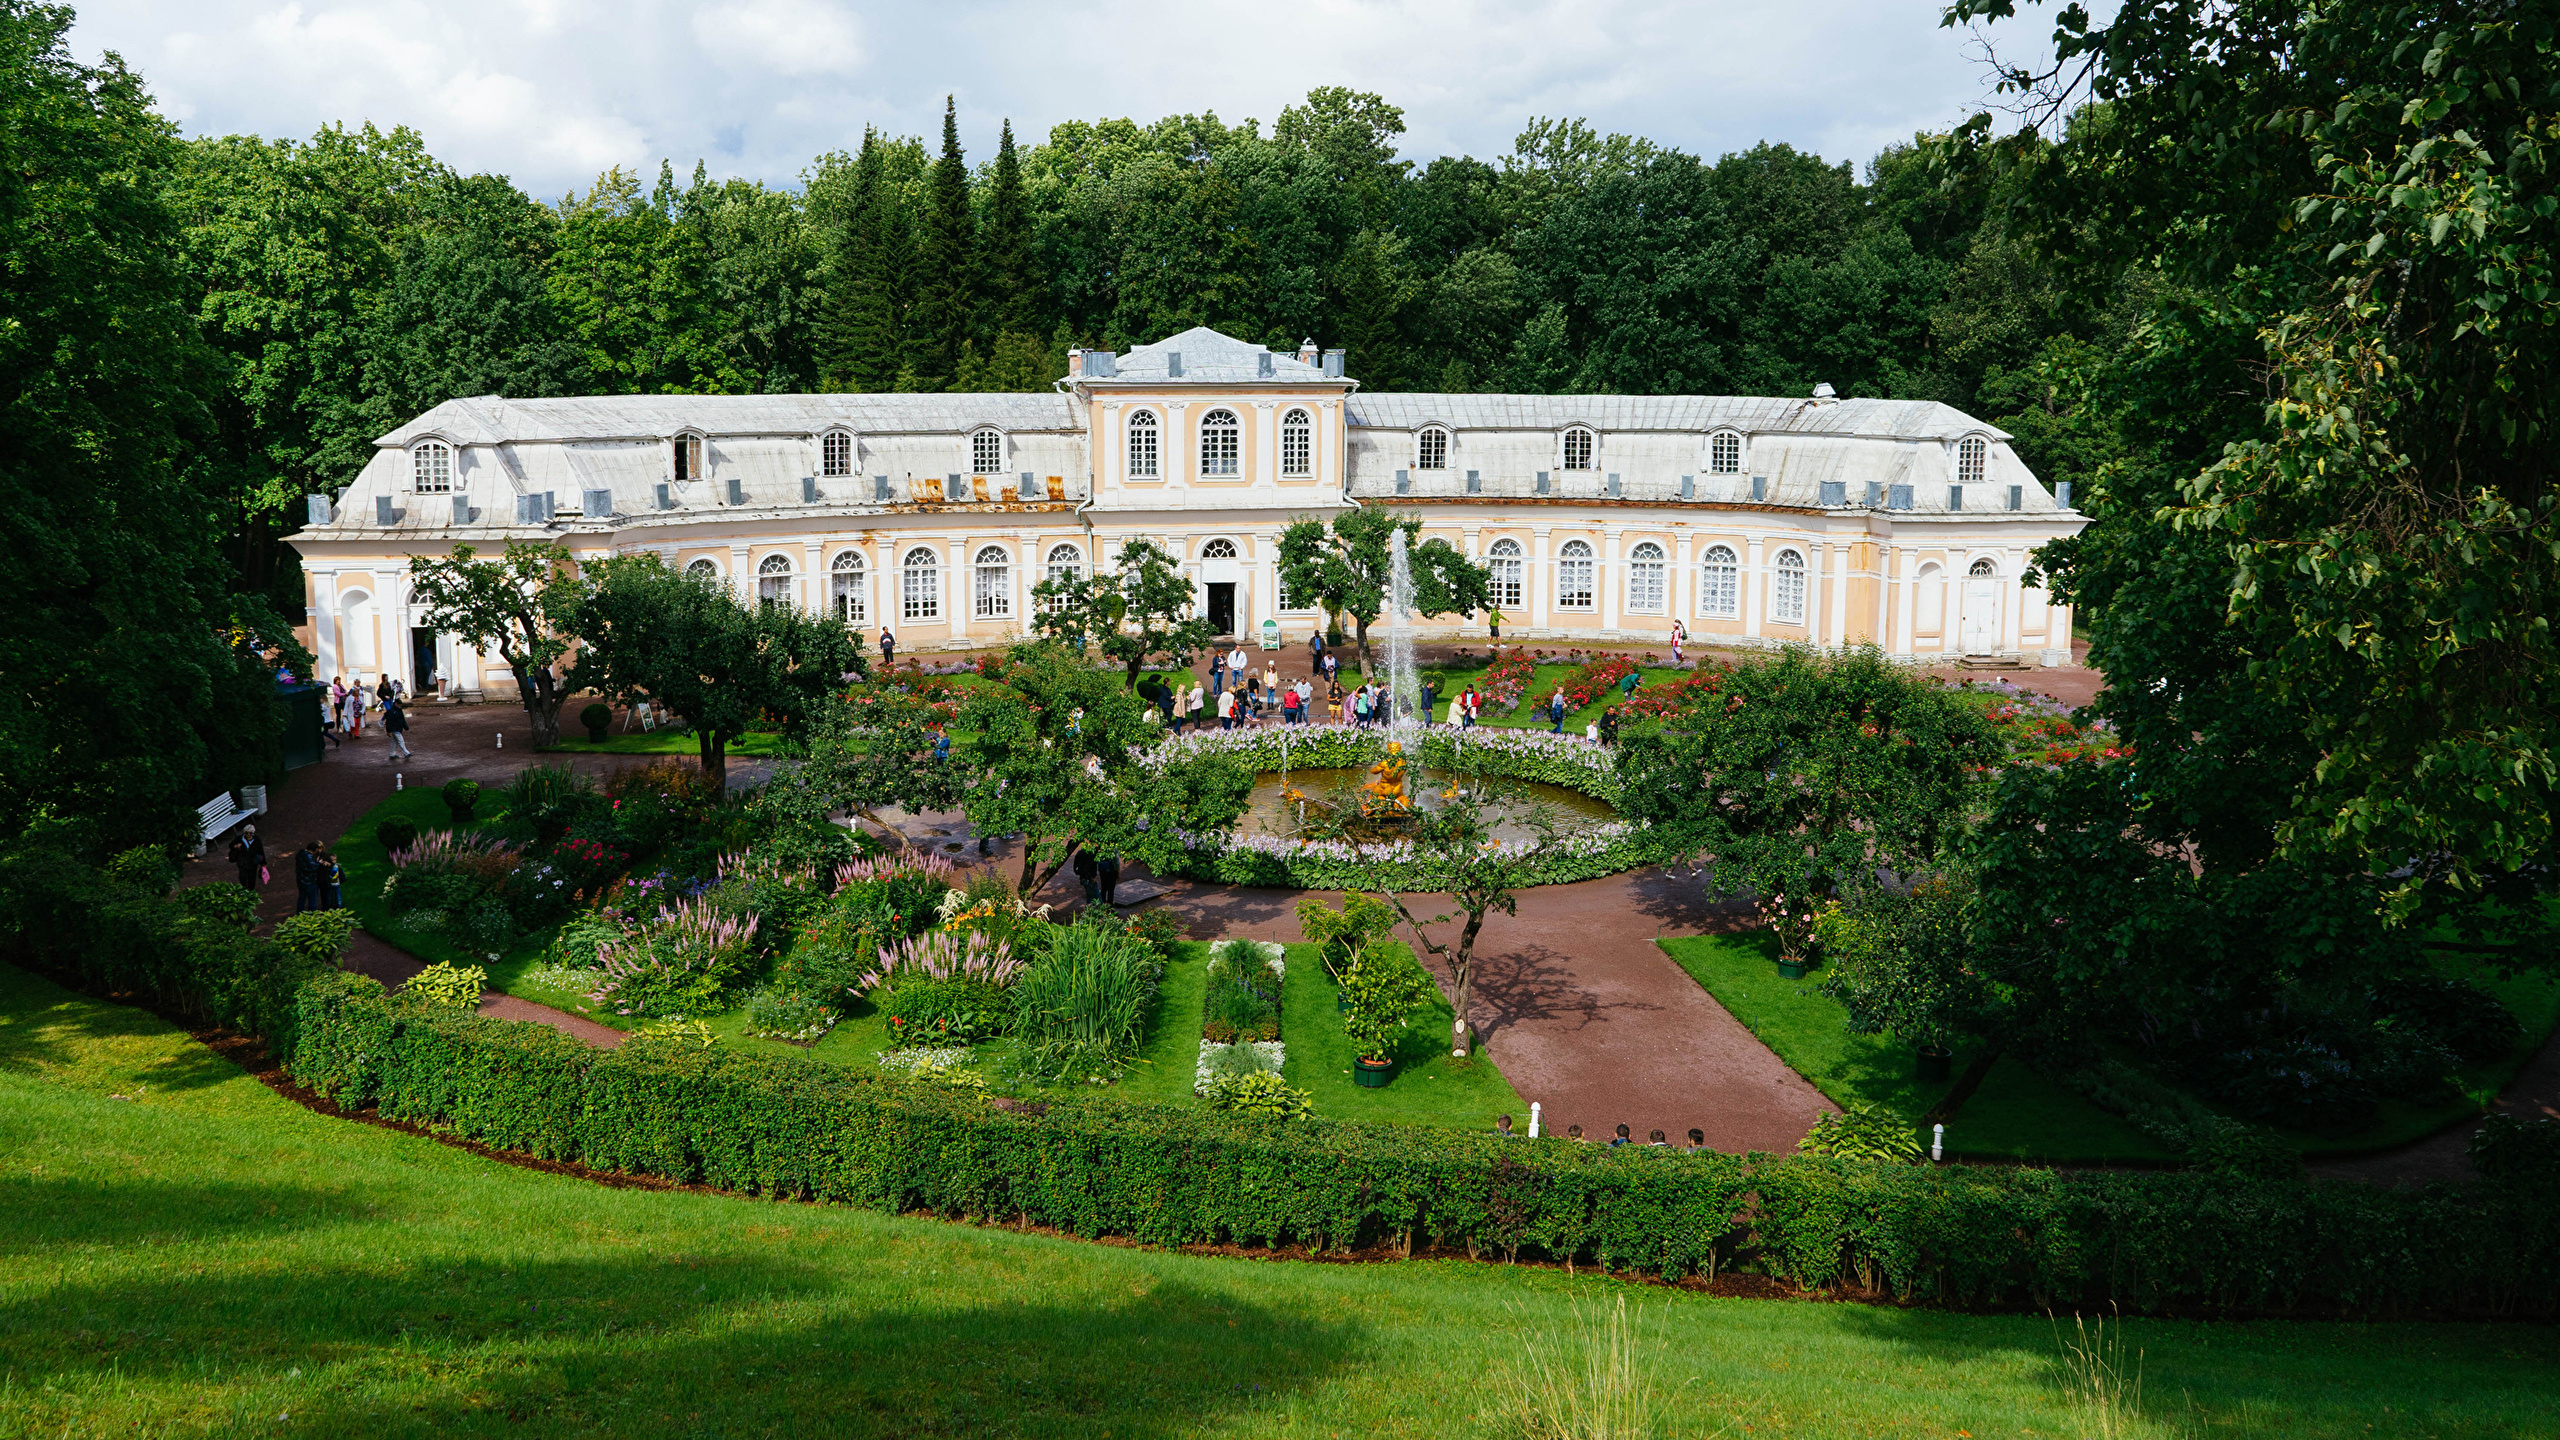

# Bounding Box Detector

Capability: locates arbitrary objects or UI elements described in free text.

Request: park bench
[192,791,252,855]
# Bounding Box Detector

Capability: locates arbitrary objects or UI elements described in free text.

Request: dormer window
[970,428,1003,475]
[1957,435,1988,487]
[821,430,853,478]
[411,441,453,494]
[1199,408,1239,476]
[672,433,703,482]
[1562,426,1596,471]
[1708,430,1743,475]
[1417,426,1450,471]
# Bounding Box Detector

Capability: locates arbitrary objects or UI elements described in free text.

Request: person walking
[323,678,344,748]
[226,824,266,893]
[343,679,365,738]
[1217,686,1237,731]
[1599,706,1621,747]
[1670,620,1686,665]
[878,627,897,667]
[1326,680,1344,722]
[1548,688,1567,733]
[319,849,345,910]
[293,840,324,913]
[1488,607,1503,642]
[1096,853,1121,905]
[1073,849,1101,903]
[1463,686,1480,728]
[382,689,412,759]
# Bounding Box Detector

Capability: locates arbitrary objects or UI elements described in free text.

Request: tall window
[831,551,866,624]
[971,428,1003,474]
[1127,410,1159,478]
[1698,545,1738,618]
[902,546,941,621]
[673,433,702,481]
[1280,408,1312,476]
[1487,539,1524,609]
[757,553,794,609]
[412,441,453,493]
[1771,549,1807,623]
[1709,430,1742,475]
[1562,427,1596,471]
[1957,435,1987,487]
[1627,541,1666,614]
[1557,539,1595,610]
[821,431,852,477]
[974,545,1012,619]
[1043,543,1082,611]
[1199,408,1239,475]
[1417,426,1449,471]
[684,557,721,583]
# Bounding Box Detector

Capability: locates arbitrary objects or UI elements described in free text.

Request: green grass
[8,962,2559,1438]
[1278,942,1528,1130]
[1459,660,1692,735]
[1660,932,2180,1164]
[2263,953,2560,1156]
[542,729,787,757]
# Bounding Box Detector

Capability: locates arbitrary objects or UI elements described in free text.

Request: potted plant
[1761,892,1822,979]
[1915,1046,1954,1084]
[581,702,613,742]
[1340,947,1435,1088]
[441,777,481,823]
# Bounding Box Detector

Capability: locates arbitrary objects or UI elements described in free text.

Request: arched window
[1417,426,1450,471]
[1698,545,1739,618]
[1127,410,1160,478]
[1199,408,1240,476]
[1042,543,1082,612]
[820,431,853,478]
[1771,548,1807,624]
[970,428,1003,475]
[1200,538,1237,559]
[1557,539,1595,610]
[672,433,703,482]
[1562,427,1596,471]
[411,441,453,494]
[830,550,866,624]
[757,553,794,609]
[684,557,721,583]
[973,545,1012,619]
[1708,430,1743,475]
[1970,557,1997,577]
[1487,538,1524,610]
[901,546,941,621]
[1957,435,1987,487]
[1627,541,1666,614]
[1280,408,1313,476]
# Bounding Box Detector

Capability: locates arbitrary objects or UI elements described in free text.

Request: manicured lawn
[1660,932,2179,1164]
[542,729,787,757]
[8,963,2557,1439]
[1279,942,1527,1130]
[2267,953,2560,1156]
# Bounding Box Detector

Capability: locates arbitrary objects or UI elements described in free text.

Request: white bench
[193,792,253,855]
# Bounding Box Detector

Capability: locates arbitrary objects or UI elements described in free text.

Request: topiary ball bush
[581,702,612,741]
[375,817,419,854]
[442,777,481,823]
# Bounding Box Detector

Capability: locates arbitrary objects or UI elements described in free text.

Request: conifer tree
[904,96,975,391]
[977,119,1040,342]
[818,130,901,391]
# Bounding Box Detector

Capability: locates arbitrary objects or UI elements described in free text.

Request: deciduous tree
[1275,510,1488,681]
[405,541,584,749]
[1029,537,1218,689]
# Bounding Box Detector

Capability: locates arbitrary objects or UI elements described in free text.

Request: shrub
[1202,1070,1313,1119]
[1298,892,1396,983]
[503,763,598,844]
[405,961,488,1011]
[1341,947,1437,1062]
[373,816,419,853]
[744,984,837,1042]
[271,910,356,968]
[1122,905,1189,955]
[590,895,761,1017]
[880,976,1012,1045]
[441,777,482,821]
[1797,1103,1922,1163]
[2372,974,2523,1065]
[581,702,612,739]
[178,882,259,931]
[105,846,174,895]
[507,835,631,926]
[1009,924,1160,1081]
[2472,1113,2560,1190]
[389,828,519,878]
[859,927,1023,993]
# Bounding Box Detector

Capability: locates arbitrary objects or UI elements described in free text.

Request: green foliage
[404,960,487,1011]
[1027,537,1218,690]
[1297,892,1398,983]
[271,910,357,969]
[1202,1070,1314,1119]
[178,883,260,932]
[1276,510,1489,677]
[1202,940,1281,1044]
[2471,1114,2560,1192]
[580,703,612,736]
[440,777,481,819]
[498,762,594,844]
[1008,924,1161,1081]
[406,542,585,747]
[374,816,419,853]
[1340,946,1437,1063]
[880,976,1009,1045]
[743,984,837,1042]
[1796,1103,1922,1164]
[1814,873,1991,1054]
[103,847,175,895]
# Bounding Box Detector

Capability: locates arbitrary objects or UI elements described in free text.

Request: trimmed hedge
[13,845,2560,1318]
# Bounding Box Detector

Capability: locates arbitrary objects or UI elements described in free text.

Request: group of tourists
[220,827,344,913]
[1491,1115,1713,1150]
[323,674,413,759]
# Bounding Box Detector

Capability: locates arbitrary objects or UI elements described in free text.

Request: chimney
[1167,351,1184,378]
[1297,338,1319,366]
[1066,349,1084,378]
[1811,381,1837,402]
[1322,348,1345,378]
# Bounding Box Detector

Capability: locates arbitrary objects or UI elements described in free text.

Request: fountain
[1384,527,1421,729]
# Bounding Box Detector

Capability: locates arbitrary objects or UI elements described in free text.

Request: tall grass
[1009,925,1159,1080]
[2054,1312,2158,1439]
[1495,1293,1670,1440]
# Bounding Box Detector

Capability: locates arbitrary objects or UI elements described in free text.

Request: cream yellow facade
[290,327,2079,696]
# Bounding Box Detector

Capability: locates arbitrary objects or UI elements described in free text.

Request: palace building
[290,326,2083,696]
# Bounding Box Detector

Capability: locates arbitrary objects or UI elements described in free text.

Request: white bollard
[1529,1101,1542,1138]
[1931,1123,1945,1162]
[497,732,504,749]
[394,772,403,791]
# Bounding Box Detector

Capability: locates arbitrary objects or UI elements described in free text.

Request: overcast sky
[67,1,2068,201]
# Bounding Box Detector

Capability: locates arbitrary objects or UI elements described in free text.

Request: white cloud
[69,0,2076,198]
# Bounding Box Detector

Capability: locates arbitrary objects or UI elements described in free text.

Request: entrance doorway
[1206,582,1236,636]
[1960,561,2001,653]
[411,629,440,696]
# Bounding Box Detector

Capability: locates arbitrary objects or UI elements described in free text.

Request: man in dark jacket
[382,693,412,759]
[294,840,324,912]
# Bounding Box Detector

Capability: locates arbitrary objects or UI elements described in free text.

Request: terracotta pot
[1353,1056,1393,1088]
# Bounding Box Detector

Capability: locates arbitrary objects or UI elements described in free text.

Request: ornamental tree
[406,541,584,748]
[562,554,863,781]
[956,642,1251,899]
[1028,536,1218,690]
[1276,509,1489,681]
[795,686,968,847]
[1349,773,1560,1058]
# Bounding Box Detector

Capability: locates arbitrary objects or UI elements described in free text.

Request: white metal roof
[379,392,1081,448]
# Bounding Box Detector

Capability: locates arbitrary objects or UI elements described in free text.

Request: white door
[1961,577,2001,653]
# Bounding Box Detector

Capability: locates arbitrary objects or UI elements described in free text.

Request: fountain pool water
[1236,767,1618,845]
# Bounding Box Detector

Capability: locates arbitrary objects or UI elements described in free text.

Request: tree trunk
[700,729,728,785]
[1924,1046,2003,1124]
[1450,910,1487,1056]
[1354,617,1376,682]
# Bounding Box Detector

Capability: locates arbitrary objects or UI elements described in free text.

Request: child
[1687,1128,1709,1152]
[319,850,344,910]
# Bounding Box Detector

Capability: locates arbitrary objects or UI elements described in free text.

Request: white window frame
[684,556,722,583]
[1487,538,1524,610]
[901,545,942,622]
[1199,408,1240,476]
[1127,409,1160,479]
[830,550,867,624]
[1770,548,1808,624]
[820,430,854,478]
[970,428,1004,476]
[1561,427,1596,472]
[672,432,704,483]
[1698,545,1739,619]
[1970,557,1998,578]
[411,440,454,494]
[1956,434,1988,487]
[1627,541,1666,614]
[1279,408,1313,477]
[1199,537,1238,559]
[1557,539,1596,610]
[973,545,1013,619]
[1417,426,1450,471]
[756,553,794,608]
[1042,543,1083,611]
[1708,429,1743,475]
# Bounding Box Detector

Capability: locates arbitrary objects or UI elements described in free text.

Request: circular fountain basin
[1237,767,1619,845]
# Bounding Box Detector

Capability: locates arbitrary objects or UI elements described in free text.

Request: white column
[1744,536,1764,642]
[1253,401,1276,491]
[1530,527,1552,632]
[728,544,750,601]
[2002,550,2025,654]
[1943,551,1965,656]
[1828,543,1850,648]
[947,534,969,644]
[1167,403,1189,491]
[1600,528,1621,634]
[1673,531,1693,629]
[802,541,823,615]
[1893,548,1917,659]
[311,570,340,681]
